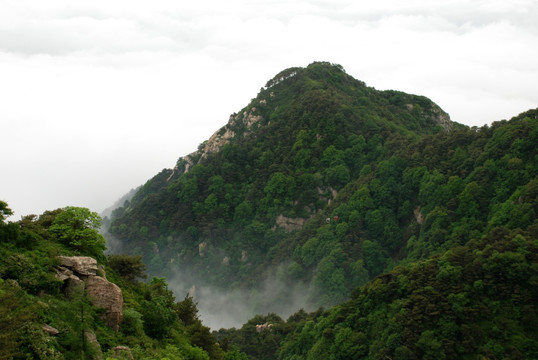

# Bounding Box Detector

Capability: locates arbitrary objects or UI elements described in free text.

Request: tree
[141,296,177,339]
[0,200,13,223]
[107,254,147,282]
[49,207,106,259]
[362,240,387,277]
[175,295,200,326]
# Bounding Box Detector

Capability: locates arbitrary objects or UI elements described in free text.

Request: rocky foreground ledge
[56,256,123,332]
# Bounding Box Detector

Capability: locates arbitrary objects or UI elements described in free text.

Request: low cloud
[166,266,316,330]
[1,0,537,218]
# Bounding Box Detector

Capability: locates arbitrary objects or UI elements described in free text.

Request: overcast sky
[1,0,537,219]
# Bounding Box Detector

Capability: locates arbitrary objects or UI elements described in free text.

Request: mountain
[106,62,537,329]
[217,223,538,359]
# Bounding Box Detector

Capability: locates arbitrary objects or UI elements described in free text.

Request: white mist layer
[167,269,316,330]
[103,235,318,330]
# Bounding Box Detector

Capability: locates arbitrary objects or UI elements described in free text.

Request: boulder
[58,256,98,276]
[57,256,123,332]
[85,330,103,360]
[414,206,424,225]
[55,266,74,281]
[42,324,60,335]
[113,346,133,360]
[64,274,85,298]
[86,275,123,331]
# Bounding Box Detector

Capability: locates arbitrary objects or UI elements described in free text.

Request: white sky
[1,0,537,219]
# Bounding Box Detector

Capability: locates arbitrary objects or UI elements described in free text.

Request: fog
[2,0,538,219]
[104,230,317,330]
[165,265,316,330]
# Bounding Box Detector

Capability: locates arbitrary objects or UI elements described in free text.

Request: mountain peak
[173,62,454,177]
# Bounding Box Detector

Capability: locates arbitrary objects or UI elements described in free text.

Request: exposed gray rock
[57,256,123,332]
[198,241,207,257]
[86,275,123,332]
[64,274,85,298]
[273,214,307,232]
[112,346,133,360]
[58,256,98,276]
[414,206,425,225]
[55,266,74,281]
[85,330,103,360]
[42,324,60,335]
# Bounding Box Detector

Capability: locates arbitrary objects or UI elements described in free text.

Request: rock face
[42,324,60,335]
[113,346,133,360]
[86,275,123,331]
[58,256,98,276]
[273,214,307,232]
[179,107,264,175]
[57,256,123,331]
[414,206,425,225]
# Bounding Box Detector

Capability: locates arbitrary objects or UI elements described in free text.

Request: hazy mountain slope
[106,62,536,327]
[218,222,538,360]
[215,111,538,359]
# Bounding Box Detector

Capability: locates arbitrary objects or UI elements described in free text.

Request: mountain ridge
[116,61,457,220]
[106,62,536,330]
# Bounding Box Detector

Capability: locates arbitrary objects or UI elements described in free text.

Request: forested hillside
[218,224,538,359]
[0,203,238,359]
[107,62,537,324]
[2,60,537,359]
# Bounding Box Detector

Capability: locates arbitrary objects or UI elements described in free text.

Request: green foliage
[0,202,225,359]
[141,295,177,339]
[107,254,147,283]
[0,200,13,223]
[49,206,107,260]
[175,295,200,326]
[0,279,38,359]
[272,227,538,360]
[101,63,537,358]
[121,308,144,337]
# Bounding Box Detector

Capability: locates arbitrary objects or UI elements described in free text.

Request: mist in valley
[165,264,317,330]
[104,234,318,330]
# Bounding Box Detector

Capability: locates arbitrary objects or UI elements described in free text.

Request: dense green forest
[216,205,538,359]
[3,61,536,359]
[107,62,537,319]
[0,202,242,359]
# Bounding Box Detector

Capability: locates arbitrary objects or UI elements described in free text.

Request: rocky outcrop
[42,324,60,335]
[113,346,133,360]
[200,122,235,161]
[56,256,123,332]
[414,206,425,225]
[255,323,273,333]
[86,275,123,332]
[430,105,452,131]
[406,103,453,131]
[180,107,264,173]
[85,330,103,359]
[58,256,98,276]
[273,214,308,232]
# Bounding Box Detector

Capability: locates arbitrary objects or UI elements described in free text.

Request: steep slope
[107,62,536,327]
[0,204,226,359]
[107,62,458,317]
[216,108,538,359]
[218,224,538,360]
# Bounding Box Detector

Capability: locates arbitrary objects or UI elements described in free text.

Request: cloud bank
[1,0,537,217]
